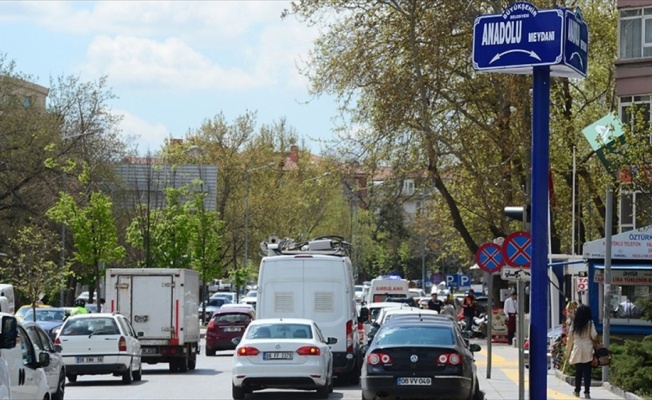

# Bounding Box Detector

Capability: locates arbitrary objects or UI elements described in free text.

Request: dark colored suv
[204,307,255,356]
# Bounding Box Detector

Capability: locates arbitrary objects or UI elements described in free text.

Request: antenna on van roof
[259,235,351,257]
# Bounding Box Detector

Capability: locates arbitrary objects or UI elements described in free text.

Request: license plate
[141,347,157,355]
[76,356,104,363]
[263,352,293,360]
[224,326,242,332]
[397,377,431,386]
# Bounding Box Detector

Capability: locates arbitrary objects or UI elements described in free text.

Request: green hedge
[609,337,652,398]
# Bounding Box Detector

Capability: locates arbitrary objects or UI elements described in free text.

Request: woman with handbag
[564,304,598,399]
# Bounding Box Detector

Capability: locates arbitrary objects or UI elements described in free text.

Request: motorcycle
[457,313,487,339]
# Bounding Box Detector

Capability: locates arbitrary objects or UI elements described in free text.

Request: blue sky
[0,1,340,154]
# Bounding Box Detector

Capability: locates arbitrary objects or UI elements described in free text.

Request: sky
[0,1,340,154]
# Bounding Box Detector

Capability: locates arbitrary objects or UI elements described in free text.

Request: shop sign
[594,269,652,285]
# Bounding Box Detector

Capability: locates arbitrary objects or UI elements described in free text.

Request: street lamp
[243,162,275,296]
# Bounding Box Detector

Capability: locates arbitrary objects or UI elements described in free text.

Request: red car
[205,306,255,356]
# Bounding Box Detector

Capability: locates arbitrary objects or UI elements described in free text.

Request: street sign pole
[529,65,550,400]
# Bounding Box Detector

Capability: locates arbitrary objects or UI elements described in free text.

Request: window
[620,190,652,232]
[620,96,651,134]
[619,7,652,59]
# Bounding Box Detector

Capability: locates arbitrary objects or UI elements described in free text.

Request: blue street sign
[445,274,471,288]
[472,2,589,78]
[563,8,589,77]
[473,3,563,71]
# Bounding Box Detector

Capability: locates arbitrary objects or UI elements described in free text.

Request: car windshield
[214,313,251,323]
[62,317,120,336]
[375,325,455,346]
[207,298,230,307]
[247,323,312,339]
[21,308,67,322]
[245,291,257,298]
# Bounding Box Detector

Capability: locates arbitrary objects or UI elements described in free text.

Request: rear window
[247,323,313,340]
[61,317,120,336]
[375,325,455,346]
[214,313,251,323]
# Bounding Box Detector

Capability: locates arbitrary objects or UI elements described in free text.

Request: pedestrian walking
[564,304,597,399]
[461,289,477,334]
[504,290,518,345]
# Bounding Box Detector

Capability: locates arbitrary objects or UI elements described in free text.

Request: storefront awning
[594,264,652,270]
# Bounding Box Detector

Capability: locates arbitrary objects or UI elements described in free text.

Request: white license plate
[224,326,242,332]
[141,347,157,354]
[76,356,104,363]
[397,377,431,386]
[263,352,293,360]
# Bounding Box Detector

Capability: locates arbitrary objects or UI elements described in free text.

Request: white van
[257,237,362,384]
[365,276,409,304]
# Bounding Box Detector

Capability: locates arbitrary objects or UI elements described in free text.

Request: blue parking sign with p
[445,274,471,288]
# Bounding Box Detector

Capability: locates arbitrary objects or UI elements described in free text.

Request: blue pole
[530,65,550,400]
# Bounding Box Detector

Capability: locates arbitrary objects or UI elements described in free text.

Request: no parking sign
[475,243,504,273]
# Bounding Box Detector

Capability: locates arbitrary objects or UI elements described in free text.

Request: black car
[361,317,482,400]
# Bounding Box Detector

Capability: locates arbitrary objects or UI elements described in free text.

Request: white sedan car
[231,318,337,399]
[23,322,66,400]
[55,313,142,384]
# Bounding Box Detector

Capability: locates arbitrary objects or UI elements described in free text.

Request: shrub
[609,337,652,398]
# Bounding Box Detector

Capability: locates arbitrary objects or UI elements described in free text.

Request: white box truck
[257,236,363,384]
[104,268,200,372]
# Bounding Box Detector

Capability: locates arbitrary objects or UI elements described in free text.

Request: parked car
[55,313,142,384]
[231,318,337,399]
[205,306,255,355]
[239,290,257,307]
[198,297,232,322]
[524,325,562,369]
[361,317,482,400]
[355,285,365,303]
[23,322,66,400]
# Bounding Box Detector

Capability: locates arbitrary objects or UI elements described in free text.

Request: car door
[26,325,61,393]
[116,316,141,368]
[7,325,48,399]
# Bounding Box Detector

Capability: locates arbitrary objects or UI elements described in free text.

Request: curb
[554,369,644,399]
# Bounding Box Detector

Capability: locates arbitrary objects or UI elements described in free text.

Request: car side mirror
[232,337,241,346]
[0,316,17,349]
[358,307,369,322]
[38,351,51,367]
[326,337,338,345]
[469,343,481,353]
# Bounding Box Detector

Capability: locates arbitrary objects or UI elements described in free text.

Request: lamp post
[186,145,208,321]
[243,162,274,297]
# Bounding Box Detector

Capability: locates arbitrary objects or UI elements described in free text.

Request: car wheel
[169,360,179,372]
[52,370,65,400]
[347,369,360,385]
[188,352,197,370]
[132,361,142,381]
[122,363,133,384]
[316,382,329,398]
[470,378,483,400]
[328,375,334,393]
[66,374,77,383]
[205,347,216,356]
[178,354,189,372]
[232,383,245,400]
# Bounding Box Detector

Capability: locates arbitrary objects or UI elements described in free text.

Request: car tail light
[54,337,61,346]
[367,352,392,365]
[118,336,127,352]
[346,320,353,352]
[437,352,462,365]
[207,319,215,330]
[237,346,260,356]
[297,346,321,356]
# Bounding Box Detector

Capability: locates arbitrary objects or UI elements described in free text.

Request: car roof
[214,307,254,315]
[365,302,404,308]
[381,316,457,328]
[64,313,122,321]
[250,318,314,326]
[221,304,254,310]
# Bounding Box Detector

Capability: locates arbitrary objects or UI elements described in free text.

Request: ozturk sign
[472,2,588,78]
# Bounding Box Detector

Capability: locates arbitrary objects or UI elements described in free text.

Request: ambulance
[364,275,410,304]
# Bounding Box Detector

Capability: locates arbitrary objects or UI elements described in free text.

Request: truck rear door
[118,274,174,339]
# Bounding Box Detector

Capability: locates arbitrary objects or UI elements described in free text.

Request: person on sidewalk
[461,289,477,334]
[503,291,518,345]
[441,298,456,319]
[564,304,598,399]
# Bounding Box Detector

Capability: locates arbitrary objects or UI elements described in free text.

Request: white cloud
[117,109,171,153]
[79,35,269,91]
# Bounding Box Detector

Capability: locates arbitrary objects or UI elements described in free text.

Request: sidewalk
[474,341,641,400]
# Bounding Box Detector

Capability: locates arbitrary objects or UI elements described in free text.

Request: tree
[47,187,125,307]
[0,224,68,317]
[289,0,618,264]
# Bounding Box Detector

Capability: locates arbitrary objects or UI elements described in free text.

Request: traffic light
[504,205,531,223]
